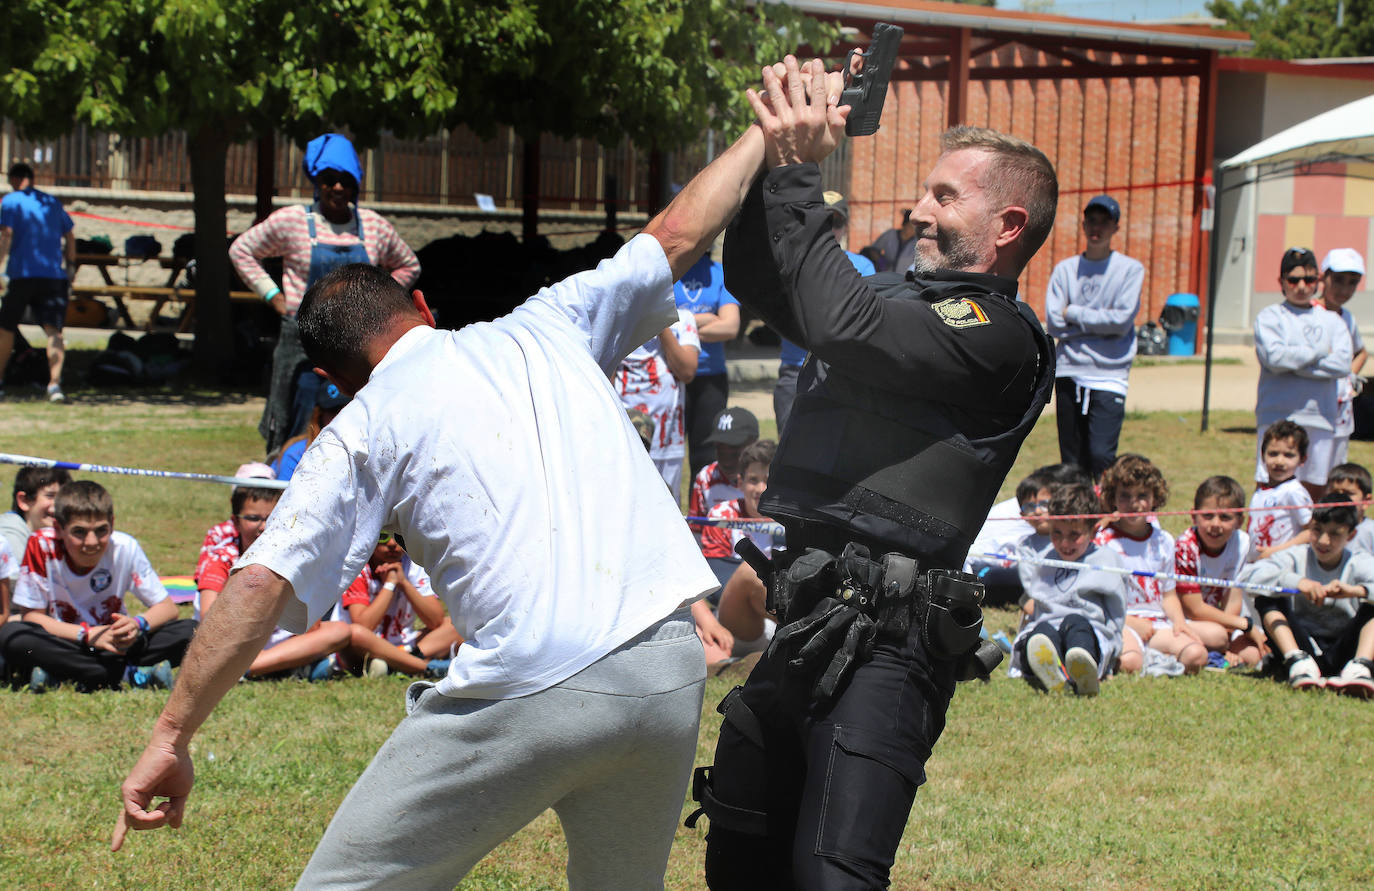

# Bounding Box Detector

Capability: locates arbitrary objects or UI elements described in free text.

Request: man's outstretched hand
[747,56,850,169]
[111,737,194,851]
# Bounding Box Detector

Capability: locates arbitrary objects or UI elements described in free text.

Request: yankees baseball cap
[704,407,760,447]
[1279,246,1318,275]
[1084,195,1120,221]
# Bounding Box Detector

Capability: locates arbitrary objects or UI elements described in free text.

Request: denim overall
[260,206,370,452]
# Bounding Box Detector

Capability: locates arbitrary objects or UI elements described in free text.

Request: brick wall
[848,60,1201,324]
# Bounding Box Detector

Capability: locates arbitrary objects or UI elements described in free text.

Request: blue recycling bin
[1160,292,1200,356]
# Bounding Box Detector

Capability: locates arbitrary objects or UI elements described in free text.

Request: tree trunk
[522,135,540,242]
[188,126,232,380]
[254,134,275,224]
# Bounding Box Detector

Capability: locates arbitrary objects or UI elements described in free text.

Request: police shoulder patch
[930,297,991,328]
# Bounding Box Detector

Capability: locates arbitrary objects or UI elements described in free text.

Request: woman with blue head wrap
[230,133,420,454]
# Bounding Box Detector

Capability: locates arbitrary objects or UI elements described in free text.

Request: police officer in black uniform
[690,57,1059,889]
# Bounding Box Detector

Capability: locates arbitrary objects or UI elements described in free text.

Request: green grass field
[2,375,1373,890]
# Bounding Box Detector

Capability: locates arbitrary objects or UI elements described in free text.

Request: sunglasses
[316,170,354,189]
[377,531,407,550]
[1020,500,1050,515]
[1284,275,1318,285]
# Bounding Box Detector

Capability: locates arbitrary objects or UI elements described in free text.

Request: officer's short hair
[7,161,34,181]
[939,126,1058,273]
[299,263,420,379]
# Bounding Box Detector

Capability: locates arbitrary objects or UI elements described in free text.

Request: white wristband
[382,581,397,592]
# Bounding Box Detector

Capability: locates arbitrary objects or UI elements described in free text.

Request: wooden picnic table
[71,254,257,332]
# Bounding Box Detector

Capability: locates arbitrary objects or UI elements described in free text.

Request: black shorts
[0,277,69,331]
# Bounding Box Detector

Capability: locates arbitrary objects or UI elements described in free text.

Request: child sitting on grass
[195,463,351,681]
[1241,496,1374,695]
[0,480,195,692]
[1249,420,1313,560]
[334,532,460,678]
[1168,475,1265,667]
[0,466,71,558]
[1094,454,1203,674]
[965,469,1055,607]
[1325,462,1374,555]
[1013,483,1129,696]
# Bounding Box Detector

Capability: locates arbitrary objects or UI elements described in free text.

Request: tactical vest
[763,274,1055,570]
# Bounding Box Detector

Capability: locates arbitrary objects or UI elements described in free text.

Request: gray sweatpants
[296,609,706,890]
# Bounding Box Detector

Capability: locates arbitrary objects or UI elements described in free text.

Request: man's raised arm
[111,565,294,851]
[643,57,847,281]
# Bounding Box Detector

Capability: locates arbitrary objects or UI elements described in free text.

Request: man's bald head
[298,263,423,381]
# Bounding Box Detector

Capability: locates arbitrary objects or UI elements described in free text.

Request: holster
[762,543,1000,703]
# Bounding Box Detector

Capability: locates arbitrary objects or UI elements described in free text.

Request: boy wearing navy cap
[1045,194,1145,479]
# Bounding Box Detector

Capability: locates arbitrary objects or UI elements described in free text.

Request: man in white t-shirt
[114,111,778,888]
[617,305,701,498]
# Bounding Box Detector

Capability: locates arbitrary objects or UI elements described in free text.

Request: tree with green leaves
[1208,0,1374,59]
[1,0,835,377]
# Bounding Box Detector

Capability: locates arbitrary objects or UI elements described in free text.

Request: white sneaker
[46,383,64,403]
[1285,652,1324,690]
[1327,659,1374,699]
[363,656,390,679]
[1064,647,1100,697]
[1026,633,1067,693]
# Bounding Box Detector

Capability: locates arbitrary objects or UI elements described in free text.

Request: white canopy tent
[1203,92,1374,430]
[1221,93,1374,169]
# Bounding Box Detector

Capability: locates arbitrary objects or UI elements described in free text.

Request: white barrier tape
[978,550,1300,596]
[0,452,288,490]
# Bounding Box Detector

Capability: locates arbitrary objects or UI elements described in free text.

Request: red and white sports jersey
[338,556,435,647]
[615,308,700,461]
[1094,524,1175,618]
[0,534,17,583]
[1174,526,1250,608]
[1248,478,1312,558]
[700,499,778,560]
[12,527,167,625]
[194,521,241,602]
[689,461,744,542]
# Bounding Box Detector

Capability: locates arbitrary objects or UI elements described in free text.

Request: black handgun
[840,22,904,137]
[735,538,774,586]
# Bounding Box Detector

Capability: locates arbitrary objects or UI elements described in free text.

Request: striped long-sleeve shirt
[228,204,421,315]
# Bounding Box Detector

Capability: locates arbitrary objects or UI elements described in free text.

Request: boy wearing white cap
[1318,248,1367,467]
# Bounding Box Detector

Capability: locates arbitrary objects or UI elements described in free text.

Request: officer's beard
[911,225,987,276]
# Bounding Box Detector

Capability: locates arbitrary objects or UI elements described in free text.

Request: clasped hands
[748,55,851,168]
[1296,577,1365,606]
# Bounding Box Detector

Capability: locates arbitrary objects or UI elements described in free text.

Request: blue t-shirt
[673,255,738,376]
[779,251,876,368]
[271,439,308,481]
[1,188,73,279]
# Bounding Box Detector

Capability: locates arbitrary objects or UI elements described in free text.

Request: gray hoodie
[1045,251,1145,392]
[1240,545,1374,641]
[1012,541,1129,677]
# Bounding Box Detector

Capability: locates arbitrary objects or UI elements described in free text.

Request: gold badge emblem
[931,297,990,328]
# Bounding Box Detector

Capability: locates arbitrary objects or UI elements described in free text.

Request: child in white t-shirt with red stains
[334,532,462,677]
[1169,475,1265,667]
[1249,420,1314,560]
[1094,454,1205,674]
